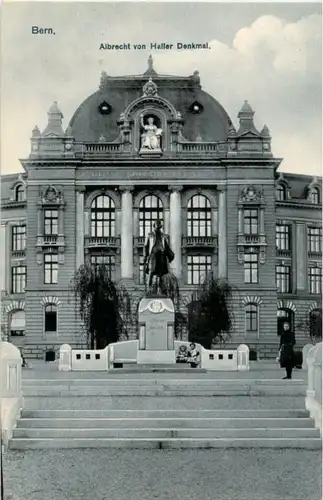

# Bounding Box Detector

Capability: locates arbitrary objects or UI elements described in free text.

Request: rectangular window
[309,267,322,294]
[243,209,258,235]
[11,266,26,293]
[245,305,258,332]
[276,225,290,251]
[187,255,212,285]
[244,253,258,284]
[44,209,58,235]
[44,254,58,284]
[308,227,322,253]
[90,254,116,280]
[90,210,115,237]
[12,225,26,251]
[276,265,291,293]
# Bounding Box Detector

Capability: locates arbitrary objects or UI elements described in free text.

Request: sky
[1,2,322,176]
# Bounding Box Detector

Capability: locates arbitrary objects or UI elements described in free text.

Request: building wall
[1,167,321,359]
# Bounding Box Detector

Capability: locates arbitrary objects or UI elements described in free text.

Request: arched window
[15,184,25,202]
[10,310,25,337]
[139,195,163,238]
[187,195,212,237]
[44,304,57,332]
[310,188,320,205]
[276,184,286,201]
[90,195,115,238]
[245,304,258,332]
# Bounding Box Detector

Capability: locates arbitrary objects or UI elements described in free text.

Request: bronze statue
[144,220,174,295]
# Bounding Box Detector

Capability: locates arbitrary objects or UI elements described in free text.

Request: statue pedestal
[139,148,162,157]
[137,296,175,365]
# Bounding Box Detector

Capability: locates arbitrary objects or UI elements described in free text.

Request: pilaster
[120,186,134,279]
[218,188,227,279]
[75,187,85,270]
[296,222,307,292]
[169,185,182,279]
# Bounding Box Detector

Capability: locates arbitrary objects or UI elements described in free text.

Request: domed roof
[68,63,231,143]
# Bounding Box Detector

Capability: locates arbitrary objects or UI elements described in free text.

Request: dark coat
[279,331,295,368]
[279,331,295,348]
[144,230,174,277]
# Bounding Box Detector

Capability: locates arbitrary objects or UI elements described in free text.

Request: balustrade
[85,236,120,248]
[182,236,217,248]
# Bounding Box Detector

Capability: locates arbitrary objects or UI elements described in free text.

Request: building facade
[0,59,322,359]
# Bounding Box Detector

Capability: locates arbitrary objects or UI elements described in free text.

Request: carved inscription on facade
[78,169,216,180]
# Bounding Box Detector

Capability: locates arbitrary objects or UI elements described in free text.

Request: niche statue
[144,220,174,295]
[140,114,162,150]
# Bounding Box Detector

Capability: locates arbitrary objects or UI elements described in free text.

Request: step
[12,427,320,439]
[16,417,315,429]
[8,437,322,449]
[20,409,311,419]
[22,395,308,411]
[21,378,306,386]
[21,386,307,397]
[111,365,207,373]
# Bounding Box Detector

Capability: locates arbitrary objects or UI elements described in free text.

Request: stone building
[0,58,322,359]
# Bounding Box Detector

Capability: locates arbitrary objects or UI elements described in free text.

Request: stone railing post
[237,344,250,371]
[305,342,322,436]
[302,343,314,369]
[58,344,72,371]
[0,342,23,448]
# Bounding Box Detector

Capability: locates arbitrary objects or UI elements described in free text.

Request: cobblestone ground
[3,448,322,500]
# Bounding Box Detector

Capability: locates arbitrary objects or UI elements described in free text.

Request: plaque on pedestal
[137,296,175,364]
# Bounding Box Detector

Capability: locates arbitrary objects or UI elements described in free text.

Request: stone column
[260,208,265,234]
[120,186,134,279]
[163,208,170,235]
[169,186,182,278]
[58,206,64,235]
[218,188,227,279]
[212,209,218,236]
[296,222,306,292]
[238,208,243,234]
[37,208,42,235]
[75,188,85,269]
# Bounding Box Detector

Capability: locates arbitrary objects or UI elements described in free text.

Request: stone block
[137,296,175,364]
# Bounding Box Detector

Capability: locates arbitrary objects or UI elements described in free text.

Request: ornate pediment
[143,77,158,97]
[238,185,264,204]
[40,185,64,205]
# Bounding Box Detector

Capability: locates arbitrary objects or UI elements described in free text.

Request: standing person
[188,343,200,368]
[279,322,295,379]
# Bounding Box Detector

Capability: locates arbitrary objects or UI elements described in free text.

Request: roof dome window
[98,101,112,115]
[189,101,204,115]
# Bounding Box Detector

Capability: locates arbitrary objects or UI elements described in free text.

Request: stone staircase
[8,368,322,450]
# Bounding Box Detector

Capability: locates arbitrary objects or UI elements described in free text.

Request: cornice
[19,156,281,168]
[276,200,322,210]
